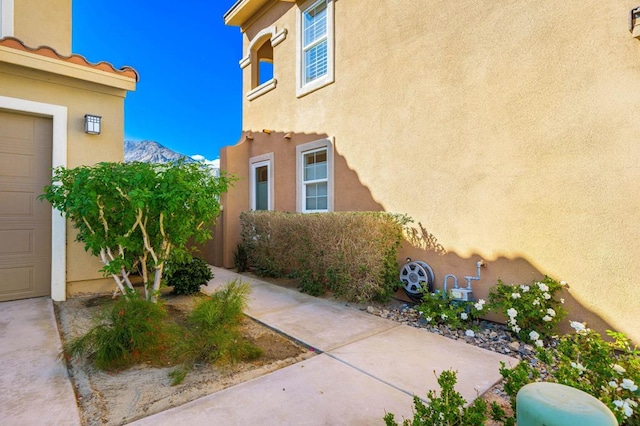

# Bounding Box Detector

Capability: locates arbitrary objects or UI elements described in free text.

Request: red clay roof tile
[0,37,139,82]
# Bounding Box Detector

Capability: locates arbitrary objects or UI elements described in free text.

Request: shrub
[170,280,263,385]
[165,257,213,295]
[233,243,249,272]
[63,292,173,370]
[383,370,488,426]
[489,276,567,344]
[500,324,640,425]
[239,211,409,302]
[416,290,486,331]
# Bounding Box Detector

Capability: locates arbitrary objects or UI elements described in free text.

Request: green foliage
[416,290,485,331]
[500,326,640,425]
[233,243,249,273]
[383,370,488,426]
[170,280,263,385]
[239,211,409,302]
[165,257,213,295]
[63,293,173,370]
[39,161,234,301]
[489,276,567,343]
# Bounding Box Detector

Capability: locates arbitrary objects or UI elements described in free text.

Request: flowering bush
[489,276,567,344]
[416,290,485,332]
[501,323,640,425]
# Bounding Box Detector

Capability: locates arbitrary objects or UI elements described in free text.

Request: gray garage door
[0,110,52,301]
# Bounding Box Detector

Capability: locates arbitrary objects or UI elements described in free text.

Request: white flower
[511,292,521,299]
[418,311,423,315]
[535,340,544,347]
[547,308,556,317]
[425,317,432,323]
[465,329,475,337]
[507,308,518,318]
[543,292,551,300]
[627,399,638,408]
[542,315,552,322]
[560,281,567,286]
[532,298,540,306]
[560,298,565,304]
[520,285,530,292]
[571,362,586,374]
[614,400,624,408]
[474,299,485,311]
[477,299,486,305]
[609,380,619,389]
[612,364,627,375]
[570,321,586,332]
[512,325,521,333]
[537,282,549,292]
[622,401,633,418]
[529,330,540,341]
[621,379,638,392]
[460,313,468,320]
[441,313,448,320]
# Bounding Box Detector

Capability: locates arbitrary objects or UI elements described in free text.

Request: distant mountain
[124,140,192,163]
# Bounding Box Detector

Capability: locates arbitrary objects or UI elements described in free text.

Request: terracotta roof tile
[0,37,139,82]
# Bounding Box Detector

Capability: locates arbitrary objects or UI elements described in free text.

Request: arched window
[241,26,287,101]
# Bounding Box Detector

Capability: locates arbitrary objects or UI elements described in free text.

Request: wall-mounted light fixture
[84,114,101,135]
[630,6,640,38]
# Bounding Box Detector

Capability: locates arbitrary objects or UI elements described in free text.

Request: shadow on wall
[400,227,618,340]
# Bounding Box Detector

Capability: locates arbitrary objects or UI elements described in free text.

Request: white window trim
[296,138,334,213]
[0,0,14,38]
[296,0,335,98]
[0,95,67,301]
[249,153,274,211]
[239,26,288,69]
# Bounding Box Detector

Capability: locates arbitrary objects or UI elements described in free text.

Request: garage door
[0,110,52,301]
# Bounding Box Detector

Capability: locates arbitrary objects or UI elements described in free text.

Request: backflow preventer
[400,259,485,302]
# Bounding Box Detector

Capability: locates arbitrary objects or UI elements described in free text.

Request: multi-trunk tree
[40,161,233,301]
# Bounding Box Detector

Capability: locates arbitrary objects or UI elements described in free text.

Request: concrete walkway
[0,268,518,425]
[132,267,518,425]
[0,297,80,426]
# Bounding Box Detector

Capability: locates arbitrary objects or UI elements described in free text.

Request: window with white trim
[296,139,333,212]
[250,154,273,211]
[0,0,15,38]
[297,0,334,97]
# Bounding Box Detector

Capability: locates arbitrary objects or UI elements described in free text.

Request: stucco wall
[14,0,72,55]
[224,0,640,343]
[0,62,129,296]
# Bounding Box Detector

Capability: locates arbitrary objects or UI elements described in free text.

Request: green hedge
[238,211,408,302]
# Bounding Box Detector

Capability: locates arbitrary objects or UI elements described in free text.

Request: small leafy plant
[416,290,486,332]
[489,276,567,344]
[500,323,640,425]
[165,257,213,296]
[383,370,488,426]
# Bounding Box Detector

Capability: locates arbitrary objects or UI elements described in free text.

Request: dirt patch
[55,292,314,426]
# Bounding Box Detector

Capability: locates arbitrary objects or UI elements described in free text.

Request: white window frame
[249,153,274,211]
[296,0,334,98]
[296,138,333,213]
[0,0,15,38]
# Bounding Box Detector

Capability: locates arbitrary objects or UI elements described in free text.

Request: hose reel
[399,260,435,302]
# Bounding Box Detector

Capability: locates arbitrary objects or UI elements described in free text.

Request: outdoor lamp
[84,114,101,135]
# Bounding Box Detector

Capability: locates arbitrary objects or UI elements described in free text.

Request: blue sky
[72,1,243,161]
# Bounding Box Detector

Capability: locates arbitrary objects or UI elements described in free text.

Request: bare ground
[54,292,314,426]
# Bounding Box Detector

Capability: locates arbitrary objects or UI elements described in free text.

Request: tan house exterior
[0,0,137,301]
[219,0,640,343]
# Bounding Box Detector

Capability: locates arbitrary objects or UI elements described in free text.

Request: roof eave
[224,0,295,27]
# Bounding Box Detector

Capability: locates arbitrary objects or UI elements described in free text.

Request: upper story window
[296,0,334,97]
[0,0,14,38]
[241,26,287,101]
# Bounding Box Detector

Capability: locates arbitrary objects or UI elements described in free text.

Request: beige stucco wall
[14,0,72,55]
[223,0,640,343]
[0,60,130,297]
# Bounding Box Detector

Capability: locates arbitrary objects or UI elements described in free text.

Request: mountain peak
[124,140,192,164]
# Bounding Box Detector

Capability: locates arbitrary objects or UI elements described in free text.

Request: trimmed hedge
[238,211,408,302]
